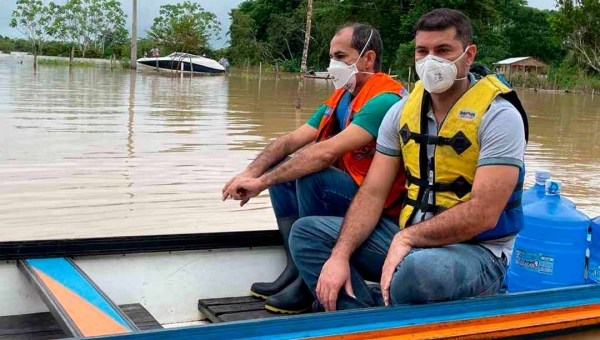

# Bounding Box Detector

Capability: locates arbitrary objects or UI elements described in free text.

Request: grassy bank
[37,56,130,70]
[501,66,600,94]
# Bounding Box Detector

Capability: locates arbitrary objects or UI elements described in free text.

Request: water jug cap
[545,179,561,196]
[535,170,551,185]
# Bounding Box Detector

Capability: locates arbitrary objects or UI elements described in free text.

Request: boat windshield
[167,52,203,59]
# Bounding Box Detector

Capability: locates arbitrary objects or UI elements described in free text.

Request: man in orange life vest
[222,24,407,314]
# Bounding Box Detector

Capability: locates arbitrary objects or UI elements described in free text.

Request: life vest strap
[400,124,472,155]
[406,172,472,200]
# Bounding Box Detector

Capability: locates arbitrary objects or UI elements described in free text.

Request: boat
[2,230,600,340]
[137,52,225,74]
[304,71,330,79]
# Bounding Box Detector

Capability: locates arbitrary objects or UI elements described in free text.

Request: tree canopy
[147,1,221,54]
[227,0,572,74]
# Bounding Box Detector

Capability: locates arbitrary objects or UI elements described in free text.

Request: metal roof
[494,57,531,65]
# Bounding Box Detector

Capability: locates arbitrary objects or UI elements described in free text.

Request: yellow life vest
[398,74,528,240]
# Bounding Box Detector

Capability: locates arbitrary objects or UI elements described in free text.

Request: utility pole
[295,0,313,109]
[130,0,137,70]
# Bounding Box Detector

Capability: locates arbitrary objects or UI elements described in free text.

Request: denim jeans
[289,216,506,310]
[268,167,359,219]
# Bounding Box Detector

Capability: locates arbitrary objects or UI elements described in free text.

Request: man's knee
[289,218,318,261]
[389,251,453,304]
[289,217,341,261]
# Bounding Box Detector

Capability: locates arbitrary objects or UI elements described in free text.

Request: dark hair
[337,23,382,72]
[414,9,472,48]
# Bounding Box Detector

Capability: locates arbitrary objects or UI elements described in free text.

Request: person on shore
[223,23,407,314]
[289,8,529,311]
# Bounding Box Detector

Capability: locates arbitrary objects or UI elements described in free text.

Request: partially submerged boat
[137,53,225,74]
[305,71,330,79]
[2,230,600,339]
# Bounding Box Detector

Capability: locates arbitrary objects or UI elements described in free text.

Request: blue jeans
[268,167,359,219]
[289,216,506,310]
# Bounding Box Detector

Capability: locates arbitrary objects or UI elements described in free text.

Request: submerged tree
[10,0,52,70]
[147,1,221,54]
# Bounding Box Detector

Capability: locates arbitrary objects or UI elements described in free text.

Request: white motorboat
[137,52,225,74]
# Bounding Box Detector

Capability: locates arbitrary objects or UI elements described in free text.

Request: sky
[0,0,556,48]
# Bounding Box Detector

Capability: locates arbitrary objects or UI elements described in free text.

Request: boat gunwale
[87,284,600,340]
[0,230,281,260]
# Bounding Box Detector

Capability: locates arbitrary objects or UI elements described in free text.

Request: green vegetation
[4,0,599,91]
[226,0,599,91]
[147,1,221,54]
[37,58,99,67]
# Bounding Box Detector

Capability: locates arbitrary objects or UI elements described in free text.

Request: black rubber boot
[250,216,299,299]
[265,276,314,314]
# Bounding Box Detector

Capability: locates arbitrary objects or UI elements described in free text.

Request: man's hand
[380,232,412,306]
[316,255,355,311]
[222,170,258,201]
[225,177,268,206]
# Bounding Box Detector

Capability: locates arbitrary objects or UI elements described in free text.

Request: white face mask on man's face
[327,30,375,92]
[415,47,469,94]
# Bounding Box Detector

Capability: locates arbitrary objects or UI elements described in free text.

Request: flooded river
[1,63,599,241]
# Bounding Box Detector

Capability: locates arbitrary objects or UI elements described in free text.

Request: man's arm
[380,165,519,305]
[316,151,401,311]
[257,93,401,190]
[245,124,317,177]
[402,165,518,247]
[222,123,316,200]
[315,98,405,311]
[333,152,402,258]
[259,124,374,188]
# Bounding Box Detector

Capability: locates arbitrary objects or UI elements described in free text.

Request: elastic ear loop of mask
[356,29,375,75]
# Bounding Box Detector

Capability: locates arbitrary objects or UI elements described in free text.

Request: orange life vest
[315,73,407,217]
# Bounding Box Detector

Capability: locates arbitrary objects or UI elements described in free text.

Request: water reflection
[0,64,598,242]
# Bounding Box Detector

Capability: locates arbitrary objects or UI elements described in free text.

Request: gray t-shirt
[376,74,526,259]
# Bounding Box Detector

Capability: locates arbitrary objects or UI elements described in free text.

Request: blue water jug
[522,170,576,208]
[508,180,589,292]
[588,216,600,283]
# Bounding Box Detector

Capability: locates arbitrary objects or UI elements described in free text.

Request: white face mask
[327,30,374,92]
[415,48,469,94]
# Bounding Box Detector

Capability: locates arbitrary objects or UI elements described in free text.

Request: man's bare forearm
[331,189,387,260]
[402,199,494,247]
[245,134,302,177]
[260,143,337,187]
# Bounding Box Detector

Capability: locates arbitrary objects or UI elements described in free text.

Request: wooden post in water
[190,56,194,78]
[69,45,74,69]
[130,0,137,70]
[259,62,262,78]
[275,60,280,78]
[295,0,313,109]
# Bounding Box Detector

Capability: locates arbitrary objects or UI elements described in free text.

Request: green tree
[94,0,128,55]
[504,8,563,64]
[147,1,221,54]
[48,0,127,59]
[9,0,52,68]
[552,0,600,73]
[228,10,265,65]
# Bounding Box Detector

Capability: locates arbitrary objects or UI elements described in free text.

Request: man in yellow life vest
[222,24,407,313]
[289,8,528,311]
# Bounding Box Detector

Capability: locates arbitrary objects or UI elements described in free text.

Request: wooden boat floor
[0,304,161,340]
[198,296,311,323]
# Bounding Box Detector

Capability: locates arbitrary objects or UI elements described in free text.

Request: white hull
[137,53,225,74]
[0,246,284,325]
